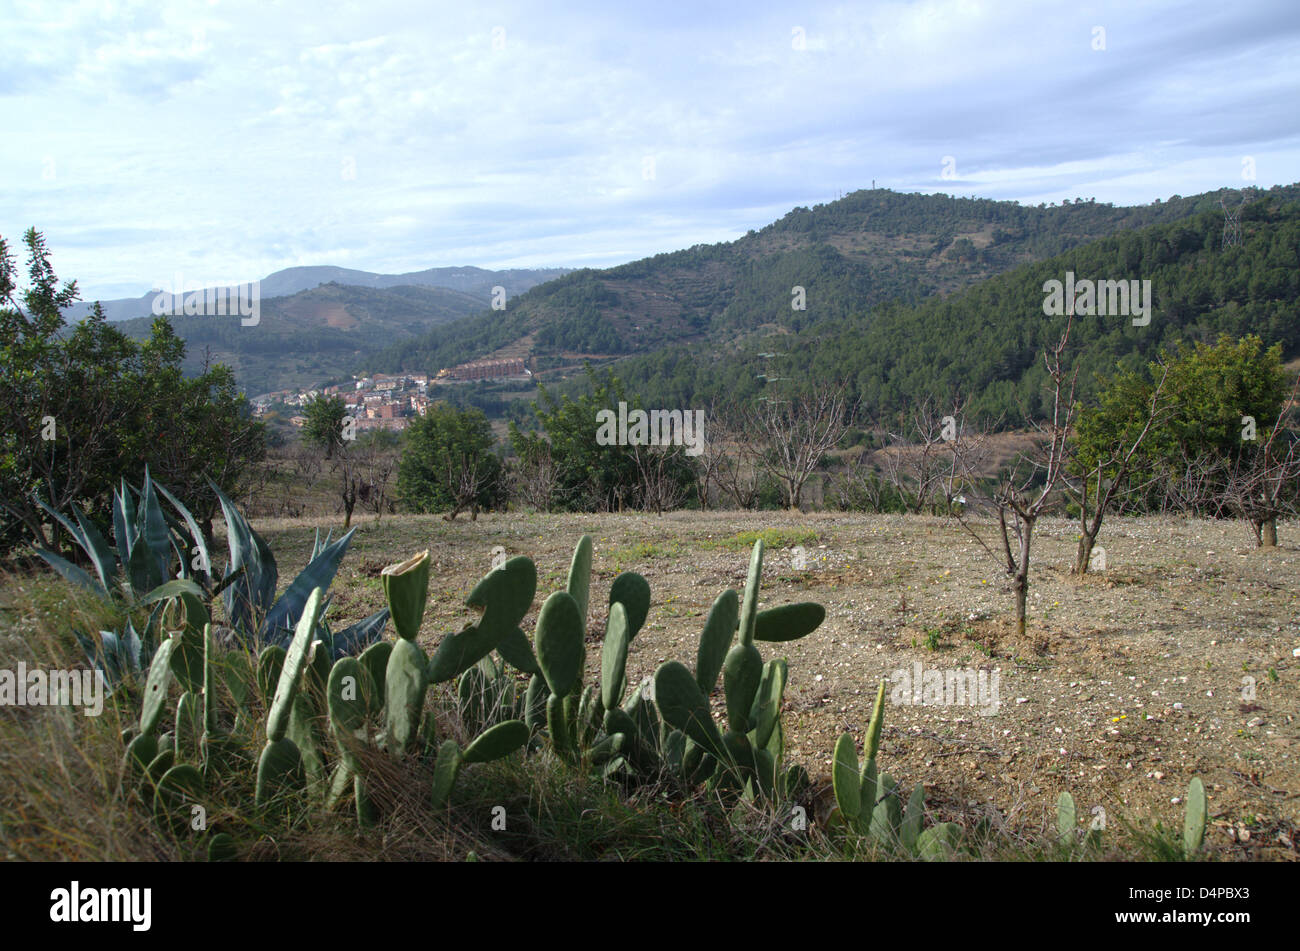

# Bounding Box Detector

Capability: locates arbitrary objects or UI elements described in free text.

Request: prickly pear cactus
[207,832,237,862]
[430,739,462,810]
[381,550,430,641]
[600,602,632,711]
[608,572,651,639]
[140,636,177,737]
[752,602,825,642]
[536,591,585,699]
[255,737,304,807]
[384,636,428,756]
[722,643,762,734]
[567,535,593,623]
[1183,777,1207,858]
[428,556,536,683]
[869,771,902,848]
[153,763,204,835]
[1057,791,1077,847]
[654,661,726,764]
[916,822,962,861]
[737,540,765,647]
[695,589,738,695]
[900,783,925,853]
[461,719,529,764]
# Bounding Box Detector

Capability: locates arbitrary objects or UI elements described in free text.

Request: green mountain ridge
[606,185,1300,425]
[367,186,1280,394]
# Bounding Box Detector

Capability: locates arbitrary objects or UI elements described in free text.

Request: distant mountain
[63,265,572,323]
[110,281,507,397]
[367,187,1264,387]
[608,183,1300,425]
[257,265,571,300]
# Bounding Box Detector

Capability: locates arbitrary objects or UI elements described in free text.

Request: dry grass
[3,502,1286,862]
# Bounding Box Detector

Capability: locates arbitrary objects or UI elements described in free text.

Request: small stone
[1247,717,1263,728]
[1173,703,1184,710]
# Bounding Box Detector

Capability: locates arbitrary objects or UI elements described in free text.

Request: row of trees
[360,333,1296,570]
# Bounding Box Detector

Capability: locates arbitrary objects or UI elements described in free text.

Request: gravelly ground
[257,508,1300,859]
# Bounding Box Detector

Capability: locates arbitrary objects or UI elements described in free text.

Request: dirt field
[257,509,1300,859]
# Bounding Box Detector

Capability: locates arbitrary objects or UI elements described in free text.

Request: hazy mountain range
[74,184,1298,415]
[64,264,572,324]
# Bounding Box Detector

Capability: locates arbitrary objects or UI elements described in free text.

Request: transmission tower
[1220,197,1243,249]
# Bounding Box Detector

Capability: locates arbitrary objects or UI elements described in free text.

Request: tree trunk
[1013,517,1034,638]
[1013,571,1028,639]
[1074,531,1096,576]
[1261,516,1277,548]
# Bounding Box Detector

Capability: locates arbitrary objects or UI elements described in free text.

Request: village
[251,358,530,433]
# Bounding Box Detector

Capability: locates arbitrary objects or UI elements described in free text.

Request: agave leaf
[115,480,137,565]
[71,505,119,592]
[158,506,190,573]
[151,480,211,586]
[77,620,144,692]
[138,468,171,583]
[33,496,118,595]
[125,531,162,598]
[32,497,86,554]
[34,547,101,595]
[74,629,114,691]
[211,480,277,638]
[329,608,389,659]
[103,621,144,687]
[141,578,207,605]
[261,530,355,646]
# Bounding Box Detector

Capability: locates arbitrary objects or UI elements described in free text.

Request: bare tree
[750,381,857,510]
[833,449,890,512]
[957,317,1079,638]
[509,443,556,511]
[331,449,362,529]
[689,398,733,509]
[357,438,399,522]
[710,399,766,509]
[1158,447,1226,518]
[880,397,955,514]
[443,449,497,521]
[1065,363,1173,574]
[1219,374,1300,547]
[630,444,692,515]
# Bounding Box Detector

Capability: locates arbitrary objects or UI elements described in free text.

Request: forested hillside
[610,187,1300,424]
[365,186,1278,382]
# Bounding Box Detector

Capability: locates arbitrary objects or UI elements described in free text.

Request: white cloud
[0,0,1296,298]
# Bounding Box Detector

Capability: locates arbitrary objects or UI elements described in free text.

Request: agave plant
[32,467,387,690]
[212,485,386,657]
[33,466,221,602]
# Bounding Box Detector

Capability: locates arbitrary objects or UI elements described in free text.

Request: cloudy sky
[3,0,1298,301]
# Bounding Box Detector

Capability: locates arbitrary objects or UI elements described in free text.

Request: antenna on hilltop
[1220,196,1243,249]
